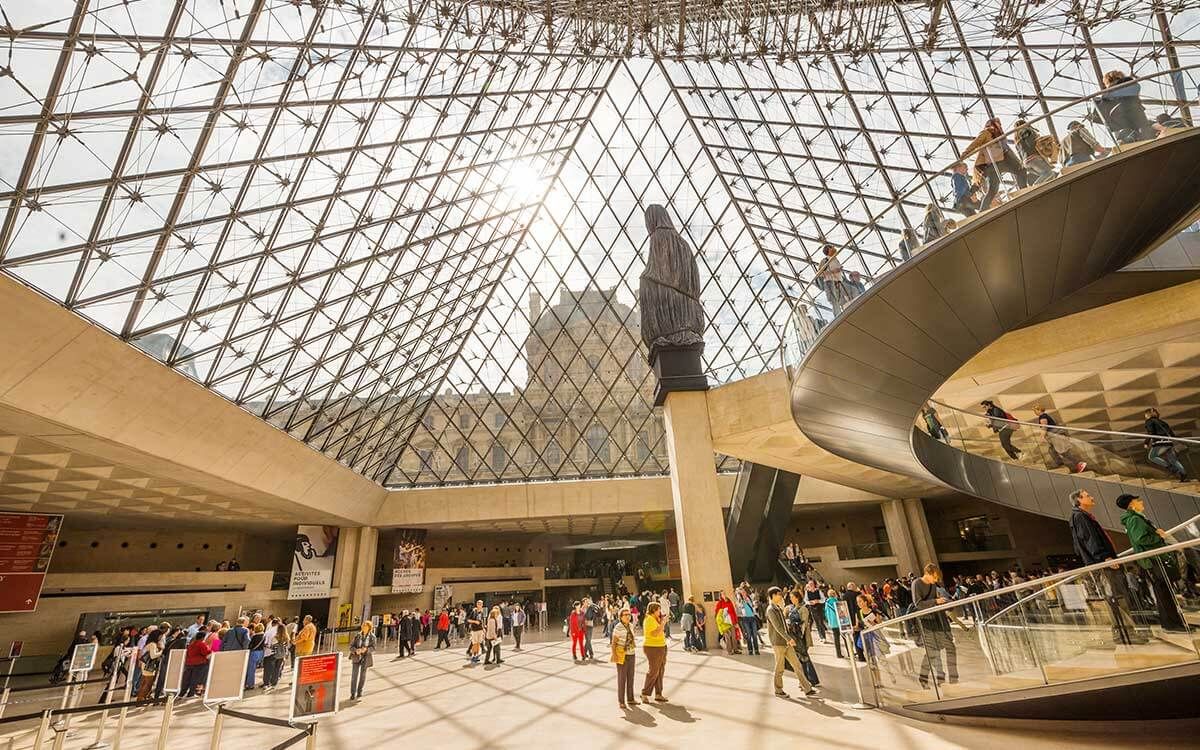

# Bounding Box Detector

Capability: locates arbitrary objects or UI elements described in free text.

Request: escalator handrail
[861,534,1200,635]
[927,398,1200,448]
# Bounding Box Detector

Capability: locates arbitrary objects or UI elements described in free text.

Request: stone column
[327,526,379,630]
[662,390,734,649]
[882,499,938,578]
[902,498,938,572]
[350,527,379,623]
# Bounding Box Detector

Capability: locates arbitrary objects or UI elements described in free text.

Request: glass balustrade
[917,400,1200,498]
[862,536,1200,709]
[782,65,1200,376]
[837,541,894,560]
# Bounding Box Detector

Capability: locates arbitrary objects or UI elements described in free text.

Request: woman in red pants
[569,601,585,661]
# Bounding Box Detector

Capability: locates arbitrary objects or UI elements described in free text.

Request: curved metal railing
[782,62,1200,374]
[918,399,1199,495]
[857,535,1200,708]
[980,512,1200,637]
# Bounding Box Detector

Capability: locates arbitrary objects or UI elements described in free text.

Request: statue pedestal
[649,344,708,407]
[662,389,733,650]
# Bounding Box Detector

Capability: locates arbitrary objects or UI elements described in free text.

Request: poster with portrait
[288,526,339,600]
[390,529,427,593]
[290,652,341,722]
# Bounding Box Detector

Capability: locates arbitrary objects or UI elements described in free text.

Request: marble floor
[2,630,1192,749]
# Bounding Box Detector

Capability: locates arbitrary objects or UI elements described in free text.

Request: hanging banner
[0,512,63,613]
[390,529,427,593]
[288,526,339,600]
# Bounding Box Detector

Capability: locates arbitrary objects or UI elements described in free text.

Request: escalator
[724,462,801,583]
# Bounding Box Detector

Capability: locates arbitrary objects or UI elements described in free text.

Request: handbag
[610,642,625,665]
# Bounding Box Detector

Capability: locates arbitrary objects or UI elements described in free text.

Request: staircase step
[1042,644,1196,682]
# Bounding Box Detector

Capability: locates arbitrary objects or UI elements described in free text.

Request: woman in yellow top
[640,602,669,703]
[293,615,317,657]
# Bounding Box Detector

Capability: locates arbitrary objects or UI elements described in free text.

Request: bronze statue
[639,204,708,404]
[638,204,705,356]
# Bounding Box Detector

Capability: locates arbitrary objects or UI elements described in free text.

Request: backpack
[1068,130,1092,157]
[1034,134,1059,164]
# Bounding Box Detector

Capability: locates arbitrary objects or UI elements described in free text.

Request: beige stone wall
[784,507,888,551]
[49,525,293,574]
[923,495,1116,572]
[369,566,548,612]
[3,571,299,656]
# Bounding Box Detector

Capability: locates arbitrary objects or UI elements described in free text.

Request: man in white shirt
[186,614,205,640]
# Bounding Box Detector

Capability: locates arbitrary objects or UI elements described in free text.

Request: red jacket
[437,612,450,631]
[569,611,583,635]
[716,597,738,625]
[185,639,211,667]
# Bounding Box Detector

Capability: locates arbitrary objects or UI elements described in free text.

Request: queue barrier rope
[0,696,166,727]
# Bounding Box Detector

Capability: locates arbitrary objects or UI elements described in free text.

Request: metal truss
[0,0,1196,487]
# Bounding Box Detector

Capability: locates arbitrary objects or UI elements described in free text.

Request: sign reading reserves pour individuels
[0,512,63,613]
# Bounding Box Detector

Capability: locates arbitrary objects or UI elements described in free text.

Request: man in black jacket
[841,583,865,661]
[1068,489,1145,645]
[1144,408,1189,481]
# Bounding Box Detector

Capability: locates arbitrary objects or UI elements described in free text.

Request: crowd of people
[919,399,1195,483]
[78,612,316,700]
[814,69,1188,318]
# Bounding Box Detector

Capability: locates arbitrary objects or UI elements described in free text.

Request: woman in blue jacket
[824,593,843,658]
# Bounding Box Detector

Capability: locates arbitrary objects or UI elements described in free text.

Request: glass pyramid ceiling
[0,0,1197,487]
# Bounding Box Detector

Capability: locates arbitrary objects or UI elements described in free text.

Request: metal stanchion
[33,709,53,748]
[51,672,75,734]
[155,694,175,750]
[305,724,317,750]
[86,651,124,749]
[110,650,137,750]
[2,657,14,691]
[844,632,873,710]
[51,723,68,750]
[0,686,9,719]
[209,706,225,750]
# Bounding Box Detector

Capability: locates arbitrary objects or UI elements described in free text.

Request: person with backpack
[911,564,958,688]
[963,117,1028,210]
[1094,70,1154,143]
[948,162,981,216]
[1060,120,1109,166]
[981,400,1022,460]
[1011,119,1055,184]
[1144,408,1189,481]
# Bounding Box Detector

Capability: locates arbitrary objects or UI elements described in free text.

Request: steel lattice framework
[0,0,1197,487]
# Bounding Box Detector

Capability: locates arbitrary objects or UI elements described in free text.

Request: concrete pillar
[350,527,378,623]
[882,499,938,579]
[327,526,378,629]
[662,390,734,649]
[882,500,920,579]
[902,498,939,572]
